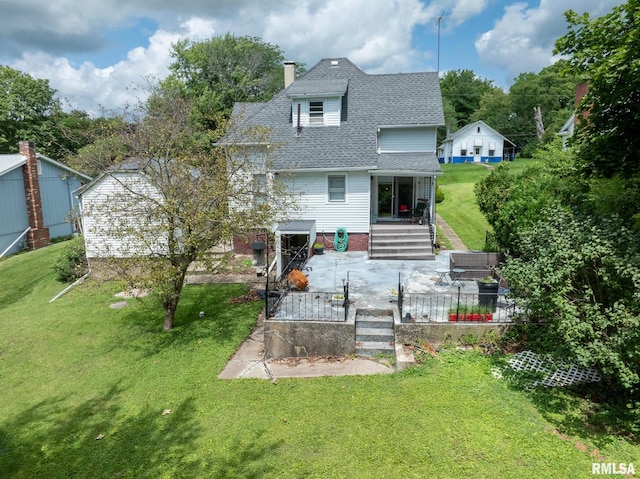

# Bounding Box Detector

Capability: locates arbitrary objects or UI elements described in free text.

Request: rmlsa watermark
[592,462,635,475]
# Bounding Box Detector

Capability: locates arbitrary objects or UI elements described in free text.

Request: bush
[53,236,88,282]
[435,185,445,203]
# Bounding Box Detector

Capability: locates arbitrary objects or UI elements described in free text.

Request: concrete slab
[304,250,479,311]
[218,360,270,379]
[266,357,394,378]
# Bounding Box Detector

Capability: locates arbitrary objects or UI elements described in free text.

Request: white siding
[453,130,505,158]
[378,127,437,152]
[292,97,341,127]
[284,171,370,233]
[81,172,167,258]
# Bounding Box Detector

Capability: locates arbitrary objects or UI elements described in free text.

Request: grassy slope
[1,244,638,478]
[436,159,540,250]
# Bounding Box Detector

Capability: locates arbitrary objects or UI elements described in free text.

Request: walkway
[435,214,467,250]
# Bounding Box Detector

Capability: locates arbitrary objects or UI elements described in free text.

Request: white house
[437,120,516,164]
[558,112,576,149]
[228,58,445,260]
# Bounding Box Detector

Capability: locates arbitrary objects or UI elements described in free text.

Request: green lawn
[1,244,638,478]
[436,159,540,250]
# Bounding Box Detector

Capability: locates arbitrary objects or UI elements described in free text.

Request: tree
[440,70,497,129]
[470,89,512,135]
[506,61,579,156]
[80,84,296,330]
[0,65,60,155]
[165,34,301,130]
[555,0,640,178]
[475,140,582,255]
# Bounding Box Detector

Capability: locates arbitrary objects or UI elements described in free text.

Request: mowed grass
[437,159,539,250]
[1,244,638,478]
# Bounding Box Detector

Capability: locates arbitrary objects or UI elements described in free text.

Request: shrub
[53,236,88,282]
[435,185,445,203]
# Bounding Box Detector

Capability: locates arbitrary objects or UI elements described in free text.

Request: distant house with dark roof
[228,58,445,260]
[437,120,516,164]
[0,141,90,257]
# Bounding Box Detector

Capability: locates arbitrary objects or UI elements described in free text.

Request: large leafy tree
[440,69,497,129]
[0,65,60,155]
[476,0,640,397]
[506,61,579,156]
[80,84,296,330]
[0,65,97,160]
[165,34,300,130]
[555,0,640,178]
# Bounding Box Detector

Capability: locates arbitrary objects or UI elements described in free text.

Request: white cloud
[475,0,625,79]
[6,0,448,112]
[12,19,216,115]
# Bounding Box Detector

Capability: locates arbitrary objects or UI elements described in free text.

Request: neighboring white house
[228,57,445,259]
[558,112,576,149]
[437,120,516,164]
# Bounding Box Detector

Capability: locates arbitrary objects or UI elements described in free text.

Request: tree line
[476,0,640,402]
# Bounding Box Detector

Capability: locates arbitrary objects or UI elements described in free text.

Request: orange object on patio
[287,268,309,290]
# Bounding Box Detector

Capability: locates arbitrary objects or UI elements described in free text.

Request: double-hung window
[309,101,324,125]
[328,175,346,202]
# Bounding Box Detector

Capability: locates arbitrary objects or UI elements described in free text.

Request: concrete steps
[355,309,395,357]
[369,224,434,260]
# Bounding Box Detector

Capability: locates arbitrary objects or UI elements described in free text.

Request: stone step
[356,314,394,329]
[355,340,396,357]
[369,251,435,261]
[356,327,395,342]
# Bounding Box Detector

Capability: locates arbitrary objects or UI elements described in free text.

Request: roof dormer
[287,79,348,127]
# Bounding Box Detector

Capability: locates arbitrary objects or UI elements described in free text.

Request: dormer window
[309,101,324,125]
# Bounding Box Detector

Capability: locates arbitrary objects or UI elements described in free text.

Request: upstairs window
[328,174,346,202]
[309,101,324,125]
[252,173,268,205]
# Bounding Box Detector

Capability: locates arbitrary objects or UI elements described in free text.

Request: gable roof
[229,58,444,174]
[442,120,515,147]
[0,152,92,180]
[0,154,25,177]
[558,112,575,137]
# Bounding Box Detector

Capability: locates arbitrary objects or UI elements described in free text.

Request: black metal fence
[265,280,350,322]
[399,288,518,323]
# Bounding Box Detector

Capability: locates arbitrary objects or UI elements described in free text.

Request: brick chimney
[574,82,590,125]
[284,61,296,89]
[19,141,50,250]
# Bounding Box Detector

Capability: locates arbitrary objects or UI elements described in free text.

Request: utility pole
[436,11,445,73]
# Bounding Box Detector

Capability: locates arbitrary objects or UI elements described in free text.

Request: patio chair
[410,201,428,224]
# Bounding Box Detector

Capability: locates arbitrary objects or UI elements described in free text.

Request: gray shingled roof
[230,57,444,172]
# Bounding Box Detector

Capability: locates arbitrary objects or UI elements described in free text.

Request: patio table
[451,268,466,287]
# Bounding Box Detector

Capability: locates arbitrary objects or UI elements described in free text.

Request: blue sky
[0,0,624,115]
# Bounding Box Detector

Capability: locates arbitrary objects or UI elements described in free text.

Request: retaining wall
[396,321,513,345]
[264,320,355,358]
